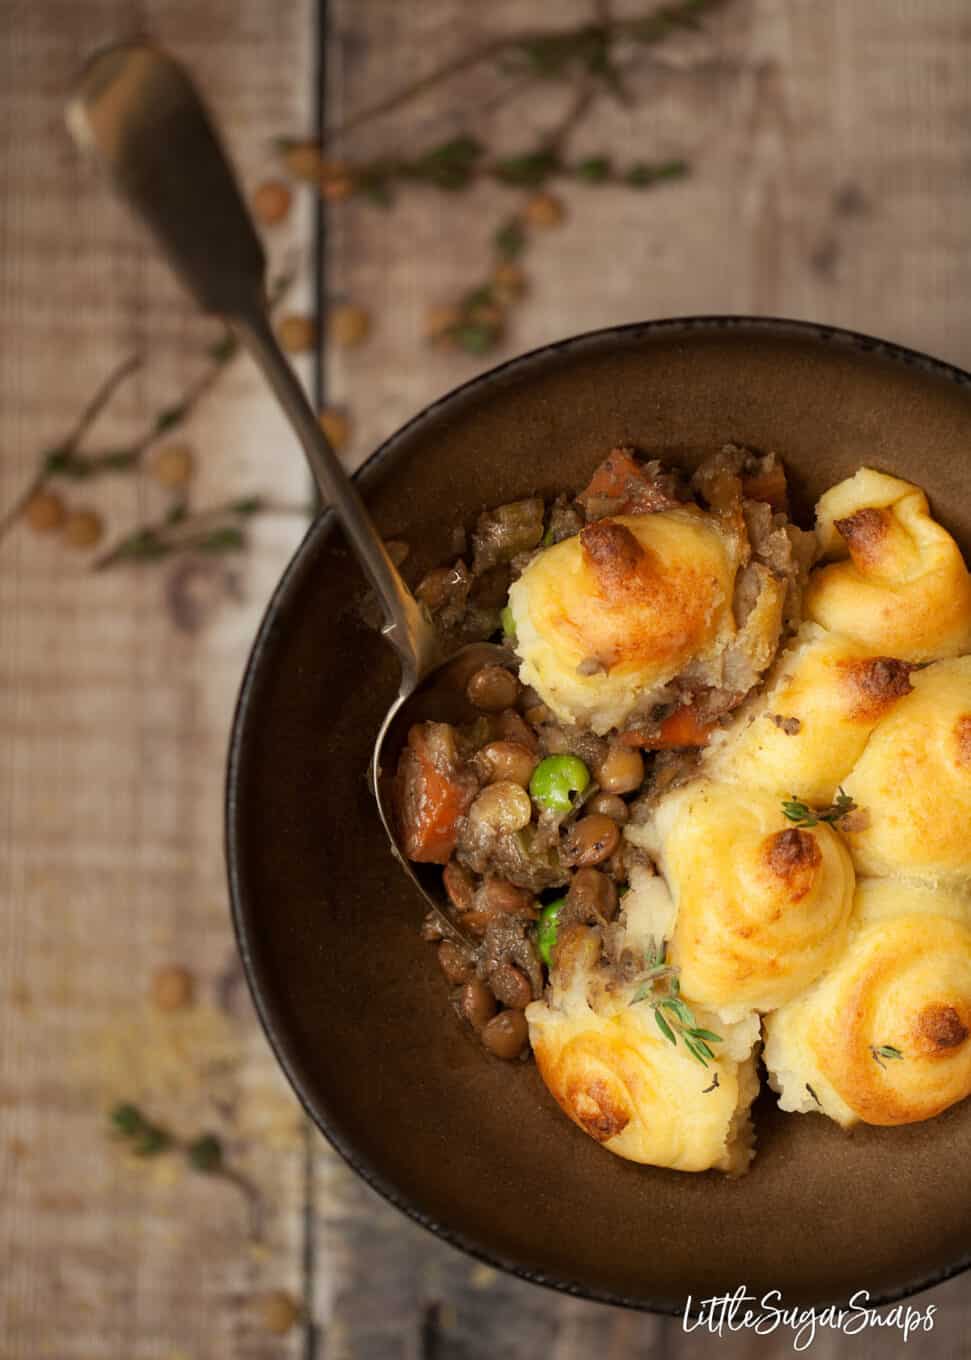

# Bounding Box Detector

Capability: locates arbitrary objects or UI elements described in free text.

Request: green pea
[500,604,516,640]
[536,898,566,967]
[529,754,590,813]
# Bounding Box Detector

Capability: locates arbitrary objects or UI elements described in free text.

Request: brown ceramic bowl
[227,318,971,1313]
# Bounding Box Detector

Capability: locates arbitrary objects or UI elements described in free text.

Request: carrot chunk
[620,706,716,750]
[395,723,476,863]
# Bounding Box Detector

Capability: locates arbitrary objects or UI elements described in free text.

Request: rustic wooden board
[0,0,969,1356]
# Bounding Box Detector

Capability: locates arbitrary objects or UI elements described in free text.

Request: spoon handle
[234,308,434,685]
[67,40,436,689]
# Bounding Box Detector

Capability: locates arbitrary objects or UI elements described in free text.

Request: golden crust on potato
[508,510,739,734]
[707,623,915,803]
[526,923,760,1173]
[841,656,971,882]
[764,879,971,1127]
[805,468,971,660]
[528,1002,759,1173]
[632,780,856,1018]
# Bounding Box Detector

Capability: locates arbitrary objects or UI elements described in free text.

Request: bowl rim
[226,314,971,1315]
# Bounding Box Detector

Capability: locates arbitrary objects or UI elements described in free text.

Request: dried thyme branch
[109,1102,264,1239]
[318,0,726,143]
[0,352,142,544]
[2,268,297,558]
[94,496,311,570]
[342,127,688,206]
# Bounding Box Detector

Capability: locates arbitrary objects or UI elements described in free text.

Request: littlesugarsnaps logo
[682,1287,936,1351]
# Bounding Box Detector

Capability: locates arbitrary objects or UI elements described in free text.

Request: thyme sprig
[283,0,726,357]
[2,272,300,565]
[629,939,723,1067]
[315,0,728,145]
[871,1044,904,1069]
[94,496,310,570]
[109,1102,263,1237]
[345,137,688,207]
[0,352,143,545]
[111,1102,226,1170]
[781,788,857,829]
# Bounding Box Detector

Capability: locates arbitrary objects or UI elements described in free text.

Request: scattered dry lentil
[256,1289,300,1335]
[282,142,322,182]
[251,179,292,226]
[24,490,65,533]
[329,303,371,349]
[151,965,195,1013]
[424,305,462,345]
[524,192,565,228]
[151,444,194,488]
[63,509,104,549]
[491,262,527,303]
[318,407,350,452]
[277,314,317,354]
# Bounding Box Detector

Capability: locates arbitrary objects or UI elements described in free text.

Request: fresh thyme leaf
[154,404,188,435]
[625,159,688,188]
[424,135,483,167]
[687,1027,723,1044]
[231,496,266,516]
[461,285,495,310]
[494,217,525,261]
[198,527,246,554]
[493,150,560,187]
[575,155,611,182]
[134,1125,172,1157]
[542,525,556,547]
[682,1036,708,1066]
[413,136,484,191]
[186,1133,224,1173]
[43,447,94,478]
[359,173,394,207]
[107,529,171,563]
[654,1007,677,1045]
[98,449,140,471]
[825,788,857,823]
[511,30,607,80]
[454,322,499,355]
[871,1044,904,1068]
[110,1102,145,1136]
[782,796,817,827]
[109,1102,171,1156]
[628,0,712,43]
[661,996,696,1028]
[207,333,238,363]
[782,788,857,829]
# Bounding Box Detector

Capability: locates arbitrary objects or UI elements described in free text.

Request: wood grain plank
[0,2,316,1356]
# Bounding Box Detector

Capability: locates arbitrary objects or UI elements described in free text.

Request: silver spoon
[67,42,512,938]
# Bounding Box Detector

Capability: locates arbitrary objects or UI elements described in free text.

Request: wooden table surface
[1,2,969,1356]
